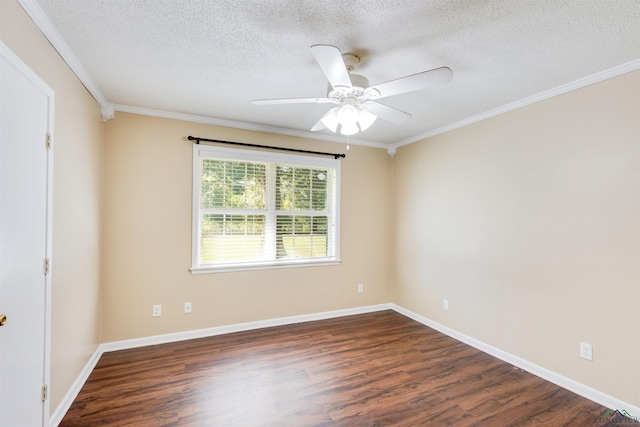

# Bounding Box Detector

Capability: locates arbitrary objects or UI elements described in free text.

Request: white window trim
[191,144,341,274]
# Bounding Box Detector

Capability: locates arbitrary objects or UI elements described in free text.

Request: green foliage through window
[200,160,266,210]
[194,146,339,269]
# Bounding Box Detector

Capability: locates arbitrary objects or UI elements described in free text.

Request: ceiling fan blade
[310,118,326,132]
[252,97,333,105]
[370,67,453,99]
[366,102,412,124]
[310,44,353,90]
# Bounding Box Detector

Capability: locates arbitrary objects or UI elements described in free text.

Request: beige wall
[102,112,392,342]
[4,0,638,414]
[0,0,104,413]
[393,70,640,406]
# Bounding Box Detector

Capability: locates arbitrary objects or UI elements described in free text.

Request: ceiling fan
[252,44,453,136]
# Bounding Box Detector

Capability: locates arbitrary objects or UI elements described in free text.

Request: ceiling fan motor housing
[327,74,373,99]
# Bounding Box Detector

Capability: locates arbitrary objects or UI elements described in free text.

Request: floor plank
[60,310,615,426]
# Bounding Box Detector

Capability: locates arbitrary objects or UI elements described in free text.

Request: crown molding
[16,0,387,148]
[392,58,640,150]
[21,0,637,150]
[17,0,115,121]
[112,104,389,149]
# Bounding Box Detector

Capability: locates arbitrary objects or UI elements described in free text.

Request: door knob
[0,314,6,326]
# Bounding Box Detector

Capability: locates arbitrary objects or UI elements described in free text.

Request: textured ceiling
[32,0,640,146]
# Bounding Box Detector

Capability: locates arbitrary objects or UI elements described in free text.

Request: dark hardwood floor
[60,310,614,426]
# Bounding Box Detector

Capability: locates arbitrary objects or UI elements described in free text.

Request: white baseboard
[52,302,638,426]
[50,303,391,425]
[50,345,103,427]
[101,303,392,353]
[391,303,640,419]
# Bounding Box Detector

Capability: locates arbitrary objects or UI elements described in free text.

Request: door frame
[0,40,54,427]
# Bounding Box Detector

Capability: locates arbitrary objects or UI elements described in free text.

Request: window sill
[190,258,342,274]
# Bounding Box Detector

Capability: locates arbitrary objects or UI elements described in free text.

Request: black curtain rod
[188,136,345,159]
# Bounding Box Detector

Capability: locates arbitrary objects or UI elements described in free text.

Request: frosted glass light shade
[340,122,359,136]
[315,103,378,136]
[320,107,340,133]
[338,104,359,126]
[357,109,377,131]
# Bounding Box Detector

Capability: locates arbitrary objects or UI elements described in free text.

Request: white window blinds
[192,145,340,272]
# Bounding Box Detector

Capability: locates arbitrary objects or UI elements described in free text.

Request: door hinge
[46,133,52,150]
[44,258,50,275]
[42,385,48,401]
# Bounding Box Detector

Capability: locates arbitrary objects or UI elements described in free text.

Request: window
[192,145,340,273]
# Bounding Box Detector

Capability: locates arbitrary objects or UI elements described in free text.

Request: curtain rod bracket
[187,135,345,159]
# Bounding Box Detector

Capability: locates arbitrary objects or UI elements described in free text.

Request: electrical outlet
[357,284,364,293]
[184,302,192,314]
[152,304,161,317]
[580,342,593,361]
[443,299,449,310]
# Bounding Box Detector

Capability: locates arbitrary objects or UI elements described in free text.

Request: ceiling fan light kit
[316,100,378,136]
[252,44,453,137]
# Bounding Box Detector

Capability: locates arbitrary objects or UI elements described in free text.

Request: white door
[0,42,53,427]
